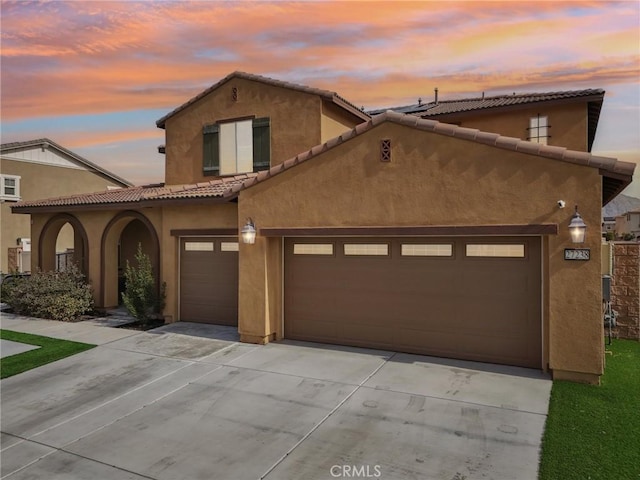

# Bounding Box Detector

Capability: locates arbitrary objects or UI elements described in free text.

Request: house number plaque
[564,248,590,261]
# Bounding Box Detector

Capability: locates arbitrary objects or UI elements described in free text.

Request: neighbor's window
[203,117,270,176]
[0,174,21,201]
[528,115,550,144]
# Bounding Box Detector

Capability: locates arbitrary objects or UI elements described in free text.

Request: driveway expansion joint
[259,352,397,479]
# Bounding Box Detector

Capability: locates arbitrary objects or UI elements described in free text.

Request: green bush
[3,264,94,322]
[121,244,166,325]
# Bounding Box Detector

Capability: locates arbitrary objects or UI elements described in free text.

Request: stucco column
[238,235,271,343]
[548,204,604,384]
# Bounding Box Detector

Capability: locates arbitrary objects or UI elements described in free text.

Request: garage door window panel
[220,242,239,252]
[293,243,334,256]
[401,244,453,257]
[343,244,389,256]
[465,244,526,258]
[184,242,215,251]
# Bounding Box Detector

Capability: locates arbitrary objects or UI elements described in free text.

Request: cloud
[2,1,638,118]
[1,0,638,186]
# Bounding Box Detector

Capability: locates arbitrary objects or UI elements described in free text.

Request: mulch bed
[115,320,166,331]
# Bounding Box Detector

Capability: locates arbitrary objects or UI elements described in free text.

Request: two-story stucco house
[13,71,634,384]
[1,138,131,274]
[615,211,640,240]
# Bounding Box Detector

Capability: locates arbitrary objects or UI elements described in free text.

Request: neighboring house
[602,193,640,237]
[602,217,616,236]
[0,138,132,274]
[615,211,640,240]
[12,71,635,385]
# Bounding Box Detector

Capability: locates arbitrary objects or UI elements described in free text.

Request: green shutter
[203,124,219,175]
[252,117,270,172]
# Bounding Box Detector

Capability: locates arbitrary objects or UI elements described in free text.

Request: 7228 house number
[564,248,590,261]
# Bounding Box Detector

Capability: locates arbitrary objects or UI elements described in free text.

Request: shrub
[3,264,94,322]
[121,244,166,325]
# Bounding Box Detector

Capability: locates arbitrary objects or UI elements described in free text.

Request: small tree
[121,244,166,325]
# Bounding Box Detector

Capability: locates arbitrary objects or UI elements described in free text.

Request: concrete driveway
[1,315,551,480]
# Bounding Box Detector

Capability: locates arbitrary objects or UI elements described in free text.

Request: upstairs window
[528,115,550,144]
[0,174,21,201]
[203,117,270,176]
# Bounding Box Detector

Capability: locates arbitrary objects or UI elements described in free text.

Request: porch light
[568,206,587,244]
[241,218,256,244]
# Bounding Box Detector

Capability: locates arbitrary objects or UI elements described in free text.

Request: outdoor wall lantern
[241,218,256,244]
[568,205,587,244]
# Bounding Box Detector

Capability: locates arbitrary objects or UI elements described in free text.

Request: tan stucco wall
[320,101,362,143]
[451,103,589,151]
[238,121,604,381]
[164,78,327,186]
[1,159,124,273]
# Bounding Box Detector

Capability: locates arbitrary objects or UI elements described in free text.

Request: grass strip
[0,329,96,379]
[539,339,640,480]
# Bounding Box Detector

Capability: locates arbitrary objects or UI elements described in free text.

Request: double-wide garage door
[285,237,541,368]
[180,237,238,325]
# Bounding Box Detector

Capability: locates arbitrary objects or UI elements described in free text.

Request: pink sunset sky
[1,1,639,194]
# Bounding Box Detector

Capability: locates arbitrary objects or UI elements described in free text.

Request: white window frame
[528,115,549,144]
[0,174,21,201]
[219,120,254,175]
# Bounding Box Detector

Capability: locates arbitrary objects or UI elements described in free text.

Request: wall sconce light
[568,205,587,244]
[241,218,256,244]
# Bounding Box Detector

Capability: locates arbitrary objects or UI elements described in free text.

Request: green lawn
[539,339,640,480]
[0,329,96,379]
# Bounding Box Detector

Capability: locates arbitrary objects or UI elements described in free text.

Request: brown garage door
[285,237,541,368]
[180,237,238,325]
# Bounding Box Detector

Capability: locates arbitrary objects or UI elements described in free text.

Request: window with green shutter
[203,117,270,175]
[203,124,220,175]
[252,117,270,172]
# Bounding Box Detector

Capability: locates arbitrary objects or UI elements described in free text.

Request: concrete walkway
[0,340,40,359]
[1,313,552,480]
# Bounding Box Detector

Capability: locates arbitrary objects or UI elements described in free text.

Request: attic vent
[380,139,391,162]
[232,87,238,102]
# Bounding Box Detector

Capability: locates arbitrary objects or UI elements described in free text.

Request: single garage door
[180,237,238,325]
[285,237,541,368]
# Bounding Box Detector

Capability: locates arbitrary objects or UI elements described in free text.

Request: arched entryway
[38,214,89,275]
[101,211,160,307]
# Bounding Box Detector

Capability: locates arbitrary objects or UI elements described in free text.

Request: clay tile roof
[229,110,634,206]
[367,89,605,117]
[1,138,132,187]
[12,174,257,211]
[156,71,369,128]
